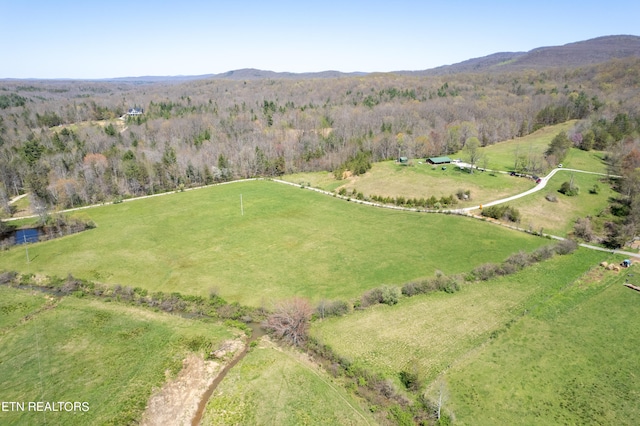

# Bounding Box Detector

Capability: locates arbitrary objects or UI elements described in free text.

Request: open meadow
[0,180,548,306]
[310,249,609,382]
[202,338,376,425]
[506,169,616,236]
[445,262,640,425]
[460,120,608,174]
[286,160,536,208]
[309,248,631,422]
[0,286,235,425]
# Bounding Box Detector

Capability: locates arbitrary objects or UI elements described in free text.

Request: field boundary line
[274,345,371,425]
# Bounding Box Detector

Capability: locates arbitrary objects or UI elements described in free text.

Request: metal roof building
[426,156,452,164]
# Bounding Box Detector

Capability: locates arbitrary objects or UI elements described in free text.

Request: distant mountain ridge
[404,35,640,75]
[69,34,640,82]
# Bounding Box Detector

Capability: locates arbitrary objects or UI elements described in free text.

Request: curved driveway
[452,167,615,213]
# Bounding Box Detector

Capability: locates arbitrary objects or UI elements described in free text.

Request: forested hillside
[0,56,639,214]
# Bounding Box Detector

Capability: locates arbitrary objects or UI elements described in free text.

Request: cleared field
[445,265,640,425]
[310,249,610,387]
[0,180,548,306]
[202,338,376,425]
[461,121,607,174]
[0,288,234,425]
[507,170,615,236]
[292,160,535,208]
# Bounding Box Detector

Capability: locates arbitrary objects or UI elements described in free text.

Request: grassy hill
[0,180,548,306]
[454,121,607,174]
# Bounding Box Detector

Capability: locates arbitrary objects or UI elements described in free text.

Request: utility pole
[24,234,30,263]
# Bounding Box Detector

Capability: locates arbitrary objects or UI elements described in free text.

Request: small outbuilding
[398,156,409,164]
[427,156,452,165]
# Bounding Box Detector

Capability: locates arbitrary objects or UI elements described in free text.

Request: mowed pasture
[202,338,375,425]
[445,264,640,425]
[0,287,234,425]
[286,160,535,208]
[462,120,607,174]
[310,249,610,390]
[0,180,548,306]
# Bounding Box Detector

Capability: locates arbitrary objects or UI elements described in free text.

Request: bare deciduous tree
[264,297,312,346]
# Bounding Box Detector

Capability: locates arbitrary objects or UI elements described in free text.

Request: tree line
[0,58,639,214]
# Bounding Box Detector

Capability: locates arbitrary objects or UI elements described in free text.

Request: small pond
[14,228,41,245]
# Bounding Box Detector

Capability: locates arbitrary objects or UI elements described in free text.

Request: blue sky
[2,0,639,79]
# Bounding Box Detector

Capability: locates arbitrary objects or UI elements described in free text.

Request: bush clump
[531,245,555,262]
[361,285,401,307]
[402,272,461,296]
[573,217,595,241]
[316,299,350,318]
[481,205,521,222]
[559,181,580,196]
[555,238,579,254]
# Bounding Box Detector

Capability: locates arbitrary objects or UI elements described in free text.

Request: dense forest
[0,58,639,221]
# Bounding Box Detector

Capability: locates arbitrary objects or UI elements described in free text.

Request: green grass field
[445,264,640,425]
[458,121,607,174]
[0,127,633,425]
[202,338,376,425]
[310,249,612,390]
[285,160,535,208]
[0,287,235,425]
[507,170,615,236]
[0,180,548,306]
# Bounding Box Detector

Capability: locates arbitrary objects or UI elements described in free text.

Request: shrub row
[481,204,521,222]
[401,272,462,297]
[369,193,458,209]
[468,241,576,282]
[336,187,463,209]
[360,285,401,307]
[3,272,261,322]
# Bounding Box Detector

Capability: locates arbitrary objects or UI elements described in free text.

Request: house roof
[427,156,452,164]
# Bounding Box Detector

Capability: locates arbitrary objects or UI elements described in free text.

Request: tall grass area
[0,288,234,425]
[310,249,611,392]
[202,339,375,425]
[0,180,548,306]
[445,264,640,425]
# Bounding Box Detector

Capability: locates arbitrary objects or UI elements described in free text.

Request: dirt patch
[140,340,243,426]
